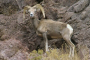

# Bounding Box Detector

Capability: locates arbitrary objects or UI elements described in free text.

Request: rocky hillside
[0,0,90,60]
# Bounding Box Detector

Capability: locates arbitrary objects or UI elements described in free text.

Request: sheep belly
[47,28,63,39]
[37,26,63,39]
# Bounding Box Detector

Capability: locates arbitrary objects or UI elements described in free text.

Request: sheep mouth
[30,15,34,18]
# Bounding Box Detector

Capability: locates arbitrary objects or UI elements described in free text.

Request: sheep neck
[32,17,39,29]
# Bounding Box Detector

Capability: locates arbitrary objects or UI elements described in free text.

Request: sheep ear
[33,4,45,18]
[23,6,31,20]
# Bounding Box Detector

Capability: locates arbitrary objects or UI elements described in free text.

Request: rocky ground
[0,0,90,60]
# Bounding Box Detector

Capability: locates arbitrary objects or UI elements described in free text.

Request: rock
[44,0,79,6]
[25,0,37,6]
[43,0,79,20]
[0,0,38,15]
[74,0,89,12]
[76,43,89,60]
[57,6,67,19]
[80,11,87,20]
[9,50,29,60]
[67,0,89,12]
[64,12,75,22]
[0,38,28,60]
[79,5,90,20]
[84,5,90,18]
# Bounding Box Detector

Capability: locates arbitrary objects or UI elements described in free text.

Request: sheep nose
[30,14,33,17]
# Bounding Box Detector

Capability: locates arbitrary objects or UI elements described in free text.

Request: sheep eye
[28,10,31,13]
[34,9,37,12]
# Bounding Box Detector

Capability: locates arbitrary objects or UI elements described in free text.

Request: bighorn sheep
[23,4,75,57]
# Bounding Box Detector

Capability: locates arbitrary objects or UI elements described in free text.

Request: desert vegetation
[28,45,81,60]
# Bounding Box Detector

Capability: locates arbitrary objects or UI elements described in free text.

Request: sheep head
[23,4,45,19]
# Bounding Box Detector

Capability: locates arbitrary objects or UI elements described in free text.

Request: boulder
[67,0,89,12]
[0,39,28,60]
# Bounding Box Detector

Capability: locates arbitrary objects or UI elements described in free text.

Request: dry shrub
[28,44,81,60]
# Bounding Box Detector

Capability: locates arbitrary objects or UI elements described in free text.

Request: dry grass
[43,49,80,60]
[28,49,80,60]
[28,44,81,60]
[28,43,89,60]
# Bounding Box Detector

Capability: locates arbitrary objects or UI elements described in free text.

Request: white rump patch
[67,24,73,34]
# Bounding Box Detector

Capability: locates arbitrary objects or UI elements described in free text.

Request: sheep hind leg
[72,43,75,57]
[62,35,75,57]
[69,46,72,57]
[43,32,49,52]
[68,41,75,57]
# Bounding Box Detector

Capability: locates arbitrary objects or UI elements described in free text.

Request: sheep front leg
[43,32,49,52]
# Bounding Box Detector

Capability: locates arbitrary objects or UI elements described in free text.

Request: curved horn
[23,6,31,19]
[33,4,45,18]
